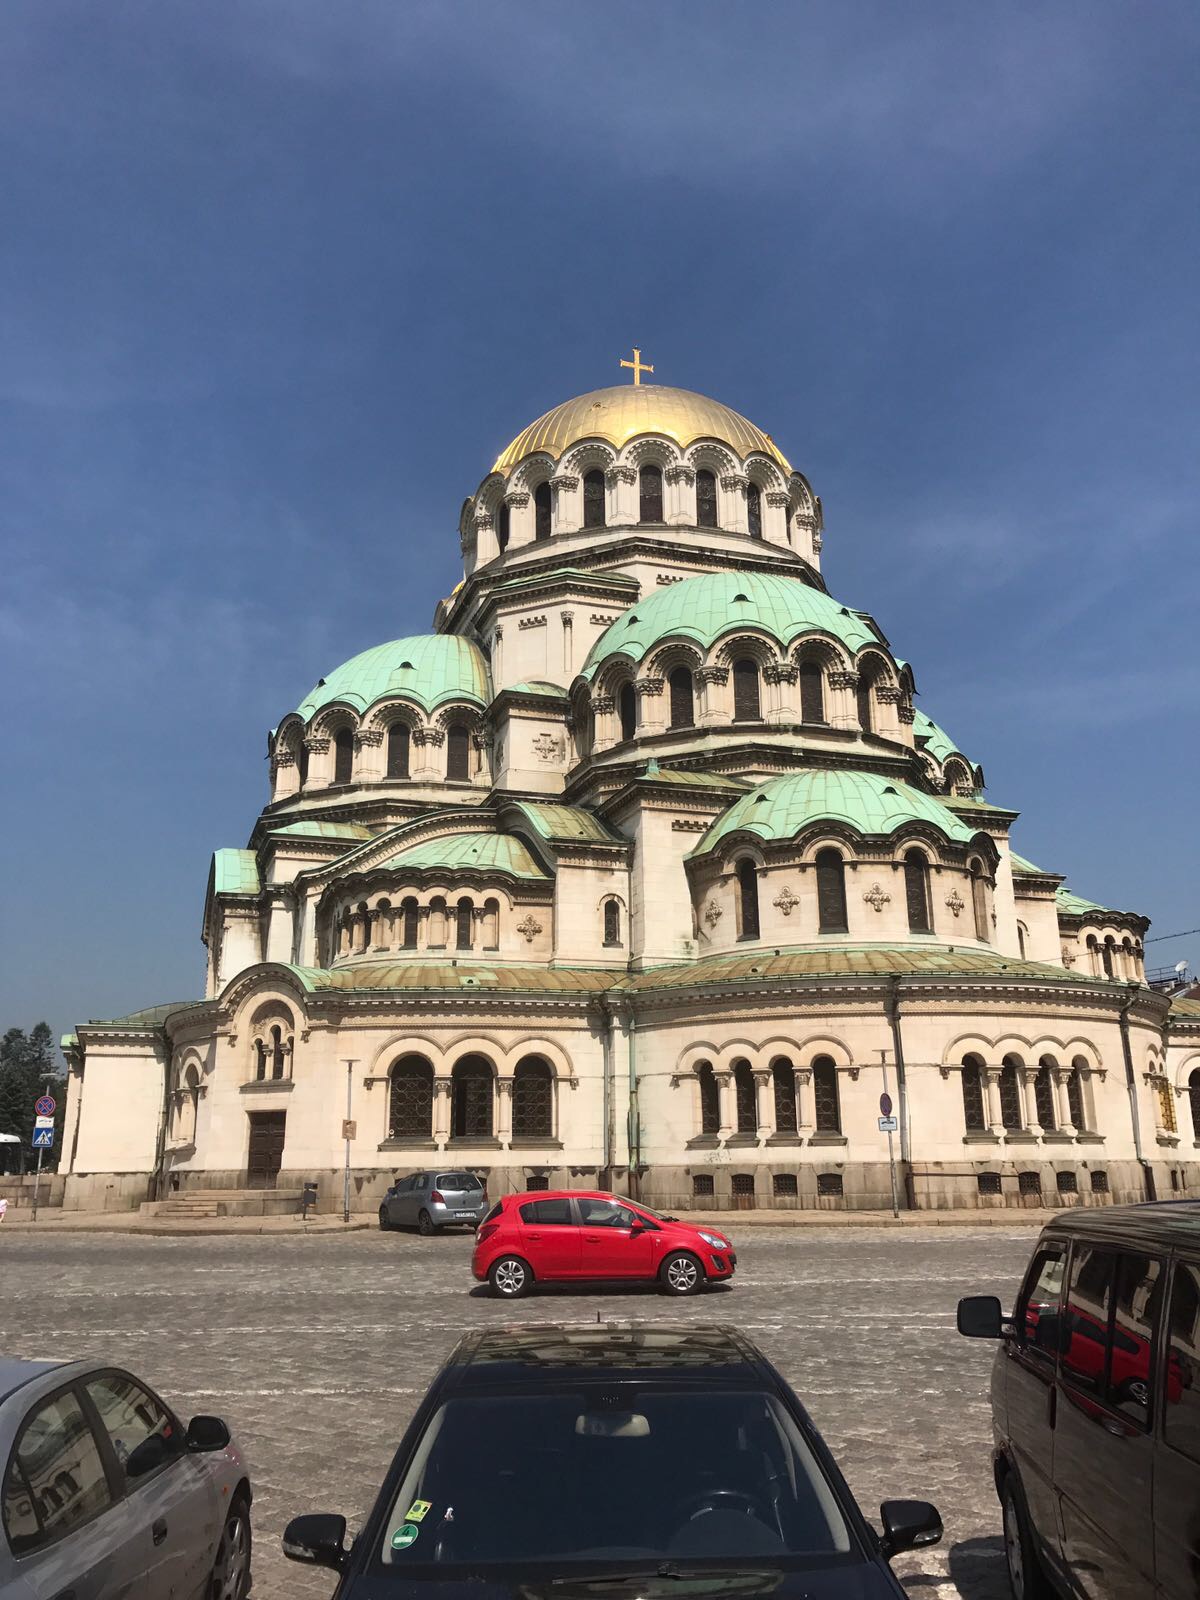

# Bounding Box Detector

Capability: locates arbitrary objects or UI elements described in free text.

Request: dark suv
[281,1322,942,1596]
[959,1200,1200,1599]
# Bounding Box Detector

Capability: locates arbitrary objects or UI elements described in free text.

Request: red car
[472,1191,736,1298]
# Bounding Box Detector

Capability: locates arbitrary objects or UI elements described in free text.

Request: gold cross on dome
[619,346,654,385]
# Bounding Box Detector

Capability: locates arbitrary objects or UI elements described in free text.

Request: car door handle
[526,1231,542,1239]
[152,1517,169,1545]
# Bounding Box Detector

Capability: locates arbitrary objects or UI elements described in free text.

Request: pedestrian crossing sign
[32,1128,54,1149]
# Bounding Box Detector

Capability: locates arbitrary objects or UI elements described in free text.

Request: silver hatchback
[379,1171,488,1235]
[0,1357,251,1600]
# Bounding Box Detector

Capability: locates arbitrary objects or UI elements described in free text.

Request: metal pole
[31,1080,50,1223]
[879,1052,899,1219]
[342,1060,356,1224]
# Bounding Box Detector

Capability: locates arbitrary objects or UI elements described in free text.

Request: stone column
[560,610,574,677]
[1021,1069,1043,1137]
[983,1067,1004,1136]
[433,1079,452,1145]
[695,666,729,728]
[721,473,749,533]
[753,1069,774,1140]
[664,463,695,525]
[763,662,798,725]
[715,1071,735,1139]
[505,490,533,548]
[1054,1069,1077,1136]
[605,465,637,524]
[794,1067,814,1138]
[551,473,579,534]
[764,489,790,547]
[636,677,665,732]
[496,1077,513,1145]
[474,509,499,565]
[826,670,860,732]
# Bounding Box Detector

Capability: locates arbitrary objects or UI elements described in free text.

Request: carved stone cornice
[721,473,748,492]
[765,490,789,508]
[357,729,384,747]
[474,511,494,531]
[763,663,798,685]
[898,705,916,724]
[551,473,579,492]
[695,666,729,686]
[304,735,330,754]
[827,670,858,689]
[411,727,444,747]
[635,678,665,698]
[605,466,637,486]
[591,695,614,714]
[518,614,547,629]
[664,464,695,485]
[504,491,530,509]
[876,685,902,704]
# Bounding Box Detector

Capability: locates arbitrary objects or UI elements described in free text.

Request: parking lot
[0,1224,1036,1598]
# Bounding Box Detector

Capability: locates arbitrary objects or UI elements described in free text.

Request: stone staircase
[139,1187,304,1219]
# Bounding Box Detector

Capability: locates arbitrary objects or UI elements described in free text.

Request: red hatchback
[472,1191,736,1298]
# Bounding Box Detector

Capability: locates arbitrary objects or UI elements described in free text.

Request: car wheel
[489,1255,533,1298]
[208,1494,251,1600]
[660,1251,704,1296]
[418,1209,435,1237]
[378,1206,391,1230]
[1001,1475,1052,1600]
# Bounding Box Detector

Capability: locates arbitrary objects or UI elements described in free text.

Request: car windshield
[436,1173,481,1191]
[379,1388,852,1570]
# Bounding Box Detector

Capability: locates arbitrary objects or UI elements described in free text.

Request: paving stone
[0,1225,1034,1598]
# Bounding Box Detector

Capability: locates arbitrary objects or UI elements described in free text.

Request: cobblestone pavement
[0,1226,1037,1599]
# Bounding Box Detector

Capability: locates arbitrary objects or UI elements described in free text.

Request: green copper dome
[378,831,550,880]
[580,570,883,682]
[296,634,491,721]
[693,769,976,855]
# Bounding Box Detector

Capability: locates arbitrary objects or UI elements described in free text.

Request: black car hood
[339,1565,903,1600]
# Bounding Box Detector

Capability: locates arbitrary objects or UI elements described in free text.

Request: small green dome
[378,831,549,880]
[580,570,882,681]
[694,768,976,855]
[296,634,491,722]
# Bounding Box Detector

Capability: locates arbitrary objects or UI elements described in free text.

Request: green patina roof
[288,961,613,995]
[84,1001,203,1030]
[1011,851,1057,878]
[512,802,625,845]
[212,849,260,896]
[505,680,570,698]
[378,830,550,880]
[270,820,376,841]
[490,567,638,597]
[634,768,752,792]
[913,709,964,765]
[295,634,490,721]
[580,570,883,681]
[1171,998,1200,1020]
[694,768,976,855]
[1055,886,1139,920]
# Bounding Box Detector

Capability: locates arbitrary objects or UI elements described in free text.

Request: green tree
[0,1024,62,1174]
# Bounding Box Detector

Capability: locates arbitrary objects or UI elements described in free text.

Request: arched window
[1086,935,1100,976]
[970,861,989,942]
[583,469,606,529]
[386,722,410,779]
[903,850,932,933]
[799,660,825,723]
[254,1038,268,1081]
[603,898,621,946]
[455,897,474,950]
[269,1025,286,1081]
[497,501,510,552]
[856,671,875,734]
[697,1061,720,1135]
[451,1056,493,1139]
[512,1057,553,1141]
[816,849,848,933]
[696,469,718,528]
[1035,1061,1057,1130]
[773,1061,797,1134]
[482,897,500,949]
[813,1056,841,1133]
[333,728,354,785]
[1017,922,1027,959]
[999,1058,1023,1130]
[534,481,552,541]
[736,857,760,940]
[1102,938,1115,979]
[298,741,309,787]
[961,1055,986,1131]
[668,666,694,728]
[401,897,419,949]
[1068,1062,1086,1130]
[733,1060,756,1134]
[446,723,470,782]
[1189,1069,1200,1141]
[618,682,637,742]
[639,464,664,523]
[732,658,760,721]
[747,483,763,539]
[388,1056,433,1141]
[427,896,447,948]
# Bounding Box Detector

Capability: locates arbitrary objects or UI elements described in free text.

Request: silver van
[379,1172,487,1235]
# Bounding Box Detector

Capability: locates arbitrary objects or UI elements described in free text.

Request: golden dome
[492,384,792,475]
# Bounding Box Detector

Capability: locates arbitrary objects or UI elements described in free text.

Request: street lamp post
[342,1059,358,1224]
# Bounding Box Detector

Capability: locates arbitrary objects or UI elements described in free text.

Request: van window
[1165,1258,1200,1464]
[1062,1247,1113,1396]
[1062,1247,1163,1427]
[1015,1245,1065,1363]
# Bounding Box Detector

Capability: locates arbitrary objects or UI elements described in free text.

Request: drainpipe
[886,978,913,1208]
[1119,985,1155,1202]
[597,999,615,1192]
[626,1006,642,1201]
[151,1027,173,1203]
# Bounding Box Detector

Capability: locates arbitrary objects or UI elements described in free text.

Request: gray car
[379,1171,487,1235]
[0,1357,251,1600]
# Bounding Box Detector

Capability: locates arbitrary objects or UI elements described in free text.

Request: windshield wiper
[545,1565,781,1588]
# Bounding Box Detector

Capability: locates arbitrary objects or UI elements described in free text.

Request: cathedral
[61,369,1200,1213]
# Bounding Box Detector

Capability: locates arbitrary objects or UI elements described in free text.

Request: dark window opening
[456,898,473,950]
[512,1058,553,1140]
[1000,1061,1023,1131]
[961,1057,987,1131]
[817,1172,843,1198]
[583,469,606,529]
[813,1056,841,1133]
[971,863,989,943]
[799,660,825,723]
[525,1174,549,1192]
[773,1173,798,1198]
[618,683,637,742]
[639,464,664,523]
[389,1056,433,1140]
[668,666,694,728]
[732,658,761,721]
[1090,1169,1109,1193]
[447,724,470,782]
[1018,1170,1041,1196]
[1057,1170,1078,1194]
[904,850,932,933]
[602,899,621,946]
[1069,1067,1086,1130]
[386,722,410,778]
[692,1173,715,1197]
[497,501,510,552]
[333,728,354,785]
[736,857,760,940]
[401,898,419,949]
[815,849,848,933]
[696,470,718,528]
[747,483,763,538]
[773,1063,797,1133]
[977,1172,1002,1196]
[1035,1065,1057,1131]
[451,1057,493,1139]
[535,481,552,541]
[856,675,874,734]
[733,1060,757,1134]
[697,1062,720,1135]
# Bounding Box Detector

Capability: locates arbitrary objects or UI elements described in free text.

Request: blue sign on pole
[32,1128,54,1150]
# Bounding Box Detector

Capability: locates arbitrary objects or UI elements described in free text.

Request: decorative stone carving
[516,915,543,943]
[519,614,547,629]
[504,491,530,508]
[474,510,494,531]
[664,464,695,485]
[773,886,800,917]
[704,900,723,927]
[656,574,684,585]
[672,818,707,833]
[551,473,578,492]
[945,890,965,918]
[605,465,637,486]
[1061,946,1076,967]
[412,727,444,747]
[531,732,565,762]
[635,678,664,698]
[560,610,574,624]
[357,728,384,747]
[721,473,748,492]
[876,685,902,704]
[303,735,330,754]
[765,490,789,507]
[898,704,916,723]
[863,883,891,912]
[827,670,858,689]
[696,666,730,686]
[591,694,614,714]
[763,663,798,684]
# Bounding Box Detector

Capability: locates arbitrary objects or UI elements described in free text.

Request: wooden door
[246,1112,286,1188]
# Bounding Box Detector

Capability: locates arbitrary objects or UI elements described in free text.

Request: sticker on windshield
[406,1499,433,1523]
[392,1523,420,1550]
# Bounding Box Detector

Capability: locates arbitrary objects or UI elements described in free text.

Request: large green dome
[693,769,976,855]
[580,570,882,681]
[296,634,491,721]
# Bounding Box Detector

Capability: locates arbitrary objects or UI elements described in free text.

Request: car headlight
[697,1231,728,1249]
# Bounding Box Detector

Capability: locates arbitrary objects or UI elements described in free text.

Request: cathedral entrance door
[246,1111,286,1188]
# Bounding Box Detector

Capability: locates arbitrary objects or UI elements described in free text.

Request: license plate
[455,1211,475,1219]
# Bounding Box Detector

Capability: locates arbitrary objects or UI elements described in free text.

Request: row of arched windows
[496,466,778,545]
[337,895,501,957]
[297,721,473,789]
[388,1054,555,1142]
[961,1053,1089,1134]
[695,1057,842,1136]
[1085,933,1144,980]
[730,852,990,942]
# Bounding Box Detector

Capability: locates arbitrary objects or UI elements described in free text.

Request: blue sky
[3,0,1198,1041]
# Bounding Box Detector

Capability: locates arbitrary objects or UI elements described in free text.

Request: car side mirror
[629,1221,646,1234]
[879,1499,943,1558]
[186,1415,231,1453]
[282,1513,348,1571]
[957,1295,1004,1338]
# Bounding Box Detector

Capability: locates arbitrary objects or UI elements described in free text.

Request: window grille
[731,1173,756,1202]
[526,1174,549,1192]
[512,1059,553,1140]
[639,464,664,522]
[1018,1171,1041,1197]
[733,1062,756,1134]
[696,470,718,527]
[1090,1169,1109,1193]
[1056,1170,1078,1194]
[692,1173,715,1197]
[603,899,621,945]
[389,1058,433,1140]
[697,1063,720,1135]
[813,1057,841,1133]
[1035,1067,1057,1131]
[799,661,824,722]
[1190,1069,1200,1139]
[977,1172,1002,1196]
[815,851,848,933]
[732,658,761,720]
[1068,1067,1086,1130]
[773,1064,797,1133]
[452,1059,493,1139]
[583,469,606,529]
[999,1062,1023,1130]
[817,1172,843,1197]
[961,1060,987,1131]
[772,1173,798,1198]
[386,723,409,778]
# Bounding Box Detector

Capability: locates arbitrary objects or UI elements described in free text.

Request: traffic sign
[34,1115,54,1130]
[341,1119,357,1141]
[878,1115,899,1133]
[31,1128,54,1149]
[35,1095,56,1118]
[879,1092,893,1117]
